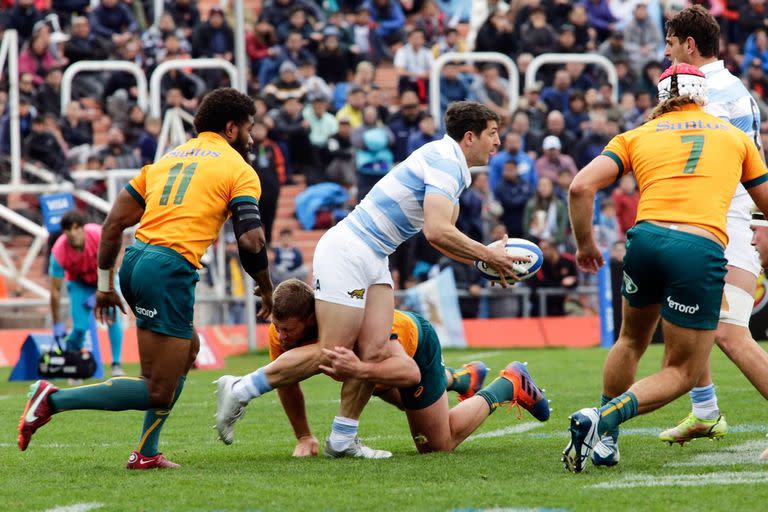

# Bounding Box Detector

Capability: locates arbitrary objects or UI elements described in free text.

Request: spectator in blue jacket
[270,228,308,286]
[368,0,406,52]
[583,0,618,42]
[407,114,441,154]
[489,132,537,192]
[439,61,472,111]
[540,70,573,114]
[387,90,424,163]
[495,159,533,238]
[742,29,768,74]
[89,0,138,45]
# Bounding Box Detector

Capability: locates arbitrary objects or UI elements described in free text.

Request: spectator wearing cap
[335,86,366,128]
[540,70,573,114]
[6,0,43,42]
[89,0,138,46]
[556,24,580,54]
[489,132,537,192]
[249,118,286,244]
[407,114,441,154]
[0,94,34,155]
[535,135,578,183]
[263,61,308,110]
[368,0,406,57]
[584,0,618,42]
[474,8,517,55]
[495,158,533,238]
[388,90,424,163]
[439,61,473,111]
[520,7,557,56]
[598,30,632,64]
[316,27,353,85]
[394,28,434,98]
[623,2,661,77]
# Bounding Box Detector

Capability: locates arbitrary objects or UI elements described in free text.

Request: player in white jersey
[214,101,527,458]
[591,6,768,467]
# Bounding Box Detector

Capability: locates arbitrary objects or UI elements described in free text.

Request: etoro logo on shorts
[666,296,700,314]
[135,305,158,318]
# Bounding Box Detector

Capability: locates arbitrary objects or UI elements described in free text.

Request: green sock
[446,367,471,394]
[597,392,638,438]
[48,377,150,413]
[137,376,186,457]
[476,376,515,413]
[600,394,620,443]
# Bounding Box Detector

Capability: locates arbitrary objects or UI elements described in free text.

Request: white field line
[43,503,103,512]
[664,440,768,467]
[529,423,768,439]
[591,471,768,489]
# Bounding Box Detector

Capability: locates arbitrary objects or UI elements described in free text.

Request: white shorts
[312,224,393,309]
[724,212,761,278]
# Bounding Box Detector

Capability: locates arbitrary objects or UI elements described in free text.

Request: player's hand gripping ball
[475,238,543,282]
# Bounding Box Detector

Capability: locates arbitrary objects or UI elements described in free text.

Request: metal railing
[429,51,519,123]
[525,53,619,105]
[61,60,149,115]
[149,58,240,117]
[0,204,49,297]
[0,30,21,186]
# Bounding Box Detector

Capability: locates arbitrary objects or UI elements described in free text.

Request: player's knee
[148,386,176,408]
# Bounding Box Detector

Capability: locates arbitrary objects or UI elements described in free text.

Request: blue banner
[597,249,614,348]
[40,192,75,234]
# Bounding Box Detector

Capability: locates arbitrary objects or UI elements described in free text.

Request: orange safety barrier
[0,317,600,369]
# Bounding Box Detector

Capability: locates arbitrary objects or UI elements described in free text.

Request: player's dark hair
[444,101,500,142]
[666,5,719,58]
[193,88,256,134]
[60,209,86,231]
[272,278,314,322]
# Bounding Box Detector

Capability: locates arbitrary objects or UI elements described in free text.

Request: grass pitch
[2,345,768,512]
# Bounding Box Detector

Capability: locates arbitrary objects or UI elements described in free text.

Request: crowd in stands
[1,0,766,318]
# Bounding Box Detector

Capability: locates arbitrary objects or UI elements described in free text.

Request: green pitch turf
[2,345,768,512]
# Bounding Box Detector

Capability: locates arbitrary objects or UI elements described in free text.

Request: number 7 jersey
[124,132,262,268]
[602,103,768,246]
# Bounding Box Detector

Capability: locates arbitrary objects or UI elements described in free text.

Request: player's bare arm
[276,383,318,457]
[95,188,145,324]
[49,275,63,324]
[568,155,618,273]
[319,343,421,387]
[422,193,524,286]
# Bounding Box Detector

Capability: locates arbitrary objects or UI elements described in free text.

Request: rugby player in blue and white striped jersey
[215,101,530,458]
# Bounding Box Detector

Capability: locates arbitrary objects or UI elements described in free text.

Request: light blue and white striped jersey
[341,134,471,257]
[701,60,763,204]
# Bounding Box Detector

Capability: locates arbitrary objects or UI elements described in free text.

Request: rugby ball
[475,238,543,282]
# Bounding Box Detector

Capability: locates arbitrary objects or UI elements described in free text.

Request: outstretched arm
[276,383,318,457]
[320,342,421,388]
[95,188,144,323]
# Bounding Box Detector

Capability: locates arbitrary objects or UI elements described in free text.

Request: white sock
[692,398,719,420]
[328,416,359,451]
[230,368,274,403]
